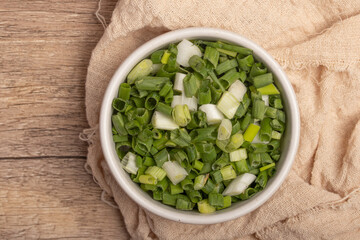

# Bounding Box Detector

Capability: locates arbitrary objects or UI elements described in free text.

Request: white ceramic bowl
[100,27,300,224]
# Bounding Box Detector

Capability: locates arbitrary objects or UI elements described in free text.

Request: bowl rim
[100,27,300,224]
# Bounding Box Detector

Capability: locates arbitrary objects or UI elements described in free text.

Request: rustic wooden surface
[0,0,131,238]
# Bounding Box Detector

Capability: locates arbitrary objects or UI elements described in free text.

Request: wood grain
[0,0,131,238]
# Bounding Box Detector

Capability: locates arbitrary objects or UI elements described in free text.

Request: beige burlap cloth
[82,1,360,239]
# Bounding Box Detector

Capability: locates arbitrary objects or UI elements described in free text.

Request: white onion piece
[183,96,198,111]
[223,173,256,196]
[171,95,183,108]
[162,161,188,185]
[199,104,224,125]
[176,39,202,67]
[228,80,247,102]
[121,152,138,174]
[151,111,179,130]
[262,95,269,106]
[174,72,186,93]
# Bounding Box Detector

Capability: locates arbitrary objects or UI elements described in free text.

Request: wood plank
[0,0,117,158]
[0,157,129,239]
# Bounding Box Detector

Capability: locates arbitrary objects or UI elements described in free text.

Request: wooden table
[1,1,130,238]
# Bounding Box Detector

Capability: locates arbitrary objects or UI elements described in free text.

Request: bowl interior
[100,27,300,224]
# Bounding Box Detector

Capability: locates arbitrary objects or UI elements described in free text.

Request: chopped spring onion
[194,174,208,190]
[145,166,167,181]
[199,104,224,125]
[152,111,179,130]
[171,95,198,111]
[176,39,202,67]
[197,199,216,213]
[230,148,247,162]
[243,124,261,142]
[150,63,162,74]
[260,163,275,172]
[220,165,237,181]
[217,48,237,57]
[127,59,153,84]
[155,102,173,117]
[161,50,171,64]
[228,80,247,102]
[170,183,183,194]
[172,105,191,127]
[257,84,280,95]
[226,132,244,152]
[271,131,282,140]
[162,161,188,185]
[252,99,267,120]
[217,119,232,141]
[139,175,157,185]
[253,73,273,88]
[204,46,219,68]
[216,92,240,119]
[121,152,138,174]
[222,173,256,196]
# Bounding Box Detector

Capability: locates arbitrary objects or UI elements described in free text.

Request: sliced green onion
[231,121,241,135]
[196,142,217,163]
[161,50,171,64]
[134,108,150,125]
[127,59,153,84]
[204,46,219,68]
[170,183,184,194]
[265,107,278,118]
[176,39,202,67]
[183,74,199,97]
[230,148,247,162]
[256,170,268,188]
[118,83,131,100]
[257,84,280,95]
[225,132,244,152]
[202,178,215,194]
[271,131,282,140]
[189,55,208,78]
[193,174,208,190]
[210,170,223,184]
[153,190,163,200]
[243,124,260,142]
[143,157,155,167]
[159,82,173,97]
[217,48,237,57]
[112,113,127,135]
[152,111,179,130]
[121,152,138,174]
[197,199,216,213]
[237,54,254,72]
[217,91,240,119]
[172,104,191,127]
[215,59,238,75]
[252,99,267,120]
[170,128,191,147]
[176,198,194,211]
[219,70,244,89]
[260,162,275,172]
[113,134,128,143]
[270,119,284,132]
[259,118,272,142]
[212,152,230,170]
[274,98,283,109]
[249,153,262,168]
[155,102,172,117]
[198,87,212,105]
[153,149,169,167]
[162,161,188,185]
[208,192,224,207]
[125,120,141,136]
[210,82,223,103]
[156,178,169,192]
[141,184,157,191]
[220,165,237,181]
[150,50,164,64]
[222,173,256,196]
[193,160,204,171]
[162,192,178,206]
[186,190,202,203]
[228,80,247,102]
[135,76,170,91]
[253,73,273,88]
[250,62,267,78]
[180,177,193,190]
[174,72,186,93]
[234,159,249,174]
[112,98,127,112]
[145,166,167,181]
[199,104,224,125]
[139,175,157,185]
[217,119,232,141]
